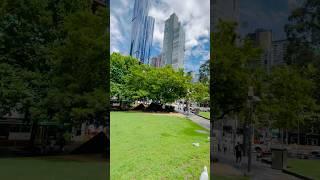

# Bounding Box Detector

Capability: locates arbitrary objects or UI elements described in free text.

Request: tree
[125,64,191,104]
[189,82,209,106]
[285,0,320,66]
[264,66,316,144]
[211,21,261,121]
[111,53,192,104]
[48,7,108,125]
[110,53,141,102]
[199,60,210,84]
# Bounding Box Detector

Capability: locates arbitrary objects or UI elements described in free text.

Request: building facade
[272,40,288,66]
[162,13,185,70]
[150,54,162,67]
[247,29,273,72]
[129,0,155,64]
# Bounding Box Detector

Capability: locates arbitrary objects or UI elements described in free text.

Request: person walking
[234,142,242,165]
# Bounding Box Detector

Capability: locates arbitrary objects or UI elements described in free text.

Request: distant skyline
[111,0,210,73]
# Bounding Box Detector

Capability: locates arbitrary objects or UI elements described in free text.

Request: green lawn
[0,155,108,180]
[288,158,320,179]
[199,111,210,119]
[111,112,210,179]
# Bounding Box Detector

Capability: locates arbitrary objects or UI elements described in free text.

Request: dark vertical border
[210,0,214,179]
[106,0,110,179]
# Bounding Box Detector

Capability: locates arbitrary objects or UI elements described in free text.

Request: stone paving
[214,151,300,180]
[175,107,210,130]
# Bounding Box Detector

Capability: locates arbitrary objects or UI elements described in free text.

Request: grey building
[150,54,162,67]
[161,13,185,70]
[247,29,273,72]
[129,0,155,64]
[189,71,199,83]
[247,29,289,71]
[272,40,288,66]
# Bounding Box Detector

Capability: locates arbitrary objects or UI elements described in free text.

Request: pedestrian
[234,142,242,164]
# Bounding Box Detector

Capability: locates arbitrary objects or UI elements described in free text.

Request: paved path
[175,108,210,130]
[214,151,300,180]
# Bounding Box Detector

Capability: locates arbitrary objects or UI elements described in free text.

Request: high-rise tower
[162,13,185,70]
[130,0,155,64]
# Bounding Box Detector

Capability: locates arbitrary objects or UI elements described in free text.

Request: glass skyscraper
[162,13,185,70]
[130,0,155,64]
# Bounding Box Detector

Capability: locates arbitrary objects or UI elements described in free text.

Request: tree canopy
[110,53,193,104]
[0,0,109,126]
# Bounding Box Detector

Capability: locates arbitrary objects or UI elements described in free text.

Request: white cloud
[110,14,122,52]
[110,0,210,72]
[149,0,210,51]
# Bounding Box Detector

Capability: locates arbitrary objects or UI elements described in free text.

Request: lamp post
[247,86,260,173]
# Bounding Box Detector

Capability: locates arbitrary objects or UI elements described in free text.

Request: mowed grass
[111,111,210,179]
[199,111,210,119]
[288,159,320,179]
[0,155,108,180]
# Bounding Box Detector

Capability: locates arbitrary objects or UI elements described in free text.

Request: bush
[165,105,175,112]
[146,102,163,112]
[133,103,145,111]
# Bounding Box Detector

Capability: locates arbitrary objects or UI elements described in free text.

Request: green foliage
[261,66,316,129]
[0,0,109,126]
[211,21,261,120]
[48,8,108,124]
[111,53,192,104]
[189,82,209,104]
[199,60,209,84]
[285,0,320,66]
[110,53,140,100]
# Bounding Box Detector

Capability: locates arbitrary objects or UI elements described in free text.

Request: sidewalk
[175,108,210,130]
[214,151,300,180]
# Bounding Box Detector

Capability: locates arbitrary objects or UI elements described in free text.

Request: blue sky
[110,0,210,73]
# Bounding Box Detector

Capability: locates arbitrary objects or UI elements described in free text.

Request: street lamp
[247,86,260,173]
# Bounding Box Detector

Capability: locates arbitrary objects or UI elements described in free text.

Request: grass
[111,111,210,179]
[287,158,320,179]
[0,155,108,180]
[198,111,210,119]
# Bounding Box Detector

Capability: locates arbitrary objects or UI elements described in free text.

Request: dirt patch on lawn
[151,112,185,118]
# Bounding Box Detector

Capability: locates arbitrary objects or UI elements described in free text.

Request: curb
[194,113,210,120]
[282,169,314,180]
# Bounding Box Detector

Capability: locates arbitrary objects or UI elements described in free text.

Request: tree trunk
[243,122,247,157]
[281,128,284,147]
[286,128,289,145]
[29,121,38,149]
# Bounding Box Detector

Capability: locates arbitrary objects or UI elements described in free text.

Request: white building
[161,13,185,70]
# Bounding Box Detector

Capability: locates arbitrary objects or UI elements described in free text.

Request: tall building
[272,40,288,66]
[162,13,185,70]
[212,0,239,31]
[247,29,289,71]
[247,29,273,72]
[129,0,155,64]
[150,54,162,67]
